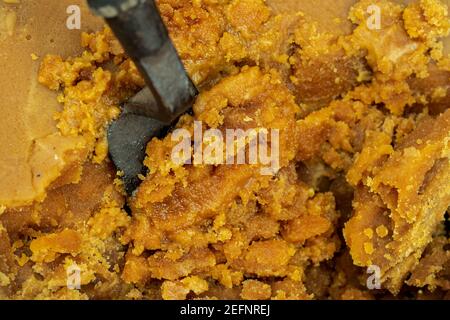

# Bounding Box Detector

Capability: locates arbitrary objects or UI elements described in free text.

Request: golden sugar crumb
[180,276,209,295]
[0,272,10,286]
[116,170,124,177]
[376,225,389,238]
[384,254,393,261]
[15,253,29,267]
[364,228,374,239]
[432,87,448,100]
[364,242,375,255]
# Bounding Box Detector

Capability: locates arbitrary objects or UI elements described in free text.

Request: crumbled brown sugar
[0,0,449,300]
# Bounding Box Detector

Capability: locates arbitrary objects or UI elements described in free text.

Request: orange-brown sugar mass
[123,0,450,299]
[0,0,449,300]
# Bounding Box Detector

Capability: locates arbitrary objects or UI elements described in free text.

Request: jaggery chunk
[0,162,131,299]
[344,110,450,293]
[124,67,341,299]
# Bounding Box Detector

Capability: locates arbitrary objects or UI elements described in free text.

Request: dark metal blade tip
[107,112,167,195]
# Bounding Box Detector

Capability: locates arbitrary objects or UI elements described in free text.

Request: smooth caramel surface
[0,0,102,206]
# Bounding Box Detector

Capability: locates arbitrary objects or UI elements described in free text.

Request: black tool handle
[87,0,198,124]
